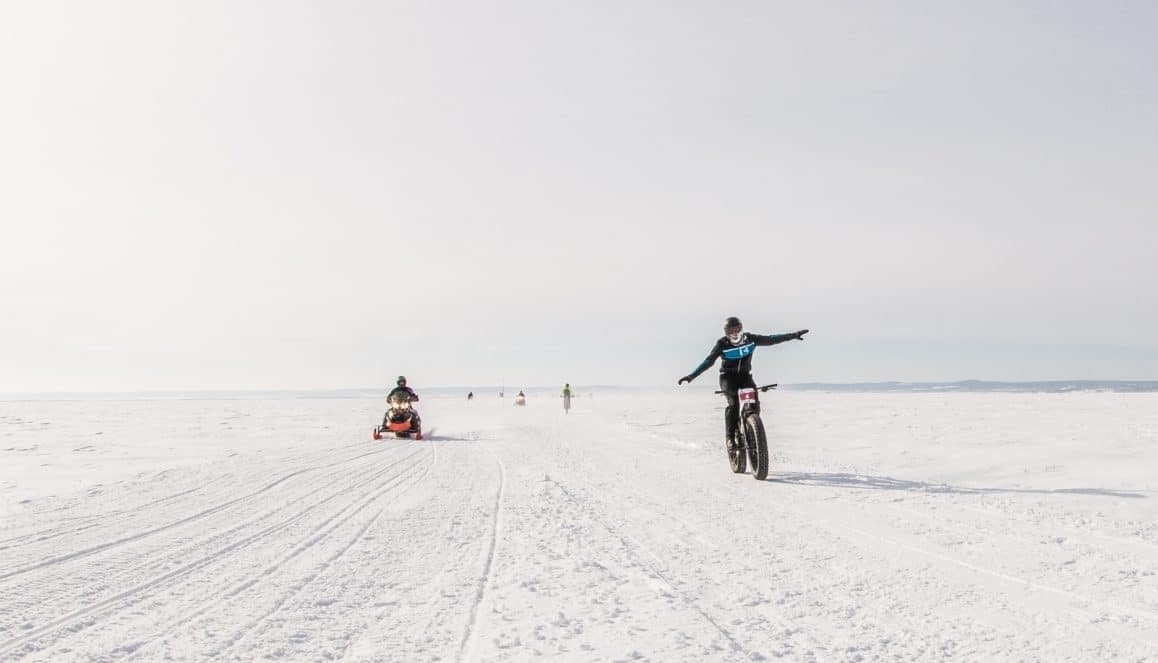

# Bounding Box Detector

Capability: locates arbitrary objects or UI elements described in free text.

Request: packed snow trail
[2,391,1157,661]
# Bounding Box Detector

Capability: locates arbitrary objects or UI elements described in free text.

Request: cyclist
[678,317,807,450]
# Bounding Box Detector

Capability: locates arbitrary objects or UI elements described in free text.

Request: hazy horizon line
[4,379,1158,400]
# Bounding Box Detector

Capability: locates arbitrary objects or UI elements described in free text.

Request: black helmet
[396,376,407,386]
[724,316,742,334]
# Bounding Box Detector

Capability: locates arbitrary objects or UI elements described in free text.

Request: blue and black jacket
[686,332,799,380]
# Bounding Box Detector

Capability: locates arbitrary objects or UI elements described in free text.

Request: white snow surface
[2,390,1158,661]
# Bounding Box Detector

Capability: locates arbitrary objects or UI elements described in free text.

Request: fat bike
[715,384,777,480]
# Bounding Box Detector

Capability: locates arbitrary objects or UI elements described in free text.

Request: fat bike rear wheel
[744,414,769,480]
[728,434,746,474]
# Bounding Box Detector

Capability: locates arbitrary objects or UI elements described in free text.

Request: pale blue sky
[2,1,1156,390]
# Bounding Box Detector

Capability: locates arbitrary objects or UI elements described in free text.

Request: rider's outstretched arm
[749,329,808,346]
[680,341,724,384]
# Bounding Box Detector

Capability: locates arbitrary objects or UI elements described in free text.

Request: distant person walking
[467,391,474,401]
[562,383,573,414]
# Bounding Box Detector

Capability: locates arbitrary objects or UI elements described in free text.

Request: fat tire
[744,414,769,480]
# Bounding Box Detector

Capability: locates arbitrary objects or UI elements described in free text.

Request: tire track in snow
[0,446,396,582]
[0,446,415,624]
[833,513,1158,626]
[333,436,440,662]
[126,443,439,662]
[541,410,768,657]
[763,467,1158,622]
[548,478,755,658]
[754,475,1158,652]
[2,446,426,658]
[555,421,822,657]
[458,445,506,663]
[219,443,437,657]
[0,474,234,551]
[6,446,408,611]
[925,496,1158,554]
[205,447,436,648]
[828,513,1158,653]
[0,441,360,551]
[0,447,428,659]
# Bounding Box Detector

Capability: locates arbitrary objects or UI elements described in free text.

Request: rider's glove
[794,329,810,340]
[678,375,693,385]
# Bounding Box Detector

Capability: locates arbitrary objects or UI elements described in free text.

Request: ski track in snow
[458,445,506,663]
[2,392,1158,661]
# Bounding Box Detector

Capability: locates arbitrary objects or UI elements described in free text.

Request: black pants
[719,373,757,440]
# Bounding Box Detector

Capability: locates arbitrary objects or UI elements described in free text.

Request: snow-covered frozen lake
[2,389,1157,661]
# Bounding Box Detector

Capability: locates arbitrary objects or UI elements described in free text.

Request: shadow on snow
[766,472,1146,499]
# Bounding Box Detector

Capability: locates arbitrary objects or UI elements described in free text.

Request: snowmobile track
[0,446,430,658]
[0,445,398,582]
[0,475,232,552]
[123,443,438,662]
[212,442,438,659]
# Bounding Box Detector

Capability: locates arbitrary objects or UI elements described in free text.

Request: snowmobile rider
[387,375,419,404]
[384,376,421,434]
[678,317,808,450]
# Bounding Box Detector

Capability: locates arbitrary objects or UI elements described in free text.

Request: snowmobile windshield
[388,396,412,409]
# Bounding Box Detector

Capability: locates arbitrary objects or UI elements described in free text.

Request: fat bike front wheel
[744,414,769,480]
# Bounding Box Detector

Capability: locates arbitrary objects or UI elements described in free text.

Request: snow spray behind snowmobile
[373,393,422,440]
[714,383,776,480]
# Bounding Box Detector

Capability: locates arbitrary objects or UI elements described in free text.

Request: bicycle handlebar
[713,384,778,395]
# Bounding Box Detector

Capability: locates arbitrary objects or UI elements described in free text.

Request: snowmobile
[514,392,526,406]
[373,393,422,440]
